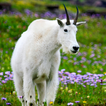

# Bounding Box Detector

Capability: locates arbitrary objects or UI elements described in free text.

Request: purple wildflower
[0,72,3,76]
[83,85,86,87]
[5,71,10,75]
[90,53,95,58]
[35,13,39,18]
[67,102,74,106]
[77,52,82,56]
[75,101,80,103]
[63,56,68,60]
[6,103,11,105]
[1,97,7,101]
[18,96,23,98]
[4,75,8,78]
[90,84,95,86]
[77,70,82,73]
[2,80,7,84]
[24,9,32,16]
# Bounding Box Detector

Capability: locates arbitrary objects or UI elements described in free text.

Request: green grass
[0,1,106,106]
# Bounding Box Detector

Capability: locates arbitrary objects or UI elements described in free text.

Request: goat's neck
[42,26,61,56]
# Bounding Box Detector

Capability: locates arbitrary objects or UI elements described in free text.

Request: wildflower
[100,79,103,83]
[18,96,23,98]
[6,92,9,94]
[75,101,80,103]
[61,69,65,73]
[83,101,87,104]
[60,87,63,90]
[83,85,86,87]
[49,101,53,105]
[100,68,103,71]
[90,84,95,86]
[63,56,68,60]
[90,53,95,58]
[104,72,106,75]
[4,75,8,78]
[2,80,7,84]
[1,97,7,101]
[67,102,74,106]
[35,13,39,18]
[68,89,72,93]
[103,79,106,82]
[77,70,81,73]
[0,72,3,76]
[0,77,2,80]
[23,26,26,29]
[75,91,78,95]
[5,71,10,75]
[13,91,16,95]
[6,103,11,105]
[87,95,90,98]
[24,9,32,16]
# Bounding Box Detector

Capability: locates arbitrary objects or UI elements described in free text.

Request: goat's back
[11,19,58,74]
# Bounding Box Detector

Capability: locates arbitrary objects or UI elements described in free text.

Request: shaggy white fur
[11,17,85,106]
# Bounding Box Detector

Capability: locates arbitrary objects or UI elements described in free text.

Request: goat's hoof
[30,103,33,106]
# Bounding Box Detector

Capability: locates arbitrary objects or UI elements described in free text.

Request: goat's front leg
[46,72,59,106]
[36,81,46,106]
[23,73,36,106]
[46,51,60,106]
[13,72,25,106]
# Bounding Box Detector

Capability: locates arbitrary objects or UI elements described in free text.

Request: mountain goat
[11,4,85,106]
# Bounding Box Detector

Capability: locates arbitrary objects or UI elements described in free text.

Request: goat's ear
[76,21,86,26]
[56,18,64,27]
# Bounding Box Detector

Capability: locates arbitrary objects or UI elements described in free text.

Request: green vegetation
[0,0,106,106]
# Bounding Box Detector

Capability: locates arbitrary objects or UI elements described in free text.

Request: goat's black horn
[63,4,70,25]
[73,6,79,25]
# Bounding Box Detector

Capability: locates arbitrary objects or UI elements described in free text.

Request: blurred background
[0,0,106,43]
[0,0,106,18]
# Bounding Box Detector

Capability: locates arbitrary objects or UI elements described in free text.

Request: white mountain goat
[11,4,86,106]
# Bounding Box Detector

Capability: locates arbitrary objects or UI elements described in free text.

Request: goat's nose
[73,46,79,51]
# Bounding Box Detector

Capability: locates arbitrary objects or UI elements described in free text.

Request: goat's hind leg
[13,72,25,106]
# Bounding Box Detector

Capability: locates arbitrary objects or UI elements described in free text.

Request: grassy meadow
[0,0,106,106]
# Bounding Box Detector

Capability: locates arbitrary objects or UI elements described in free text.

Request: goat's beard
[62,45,70,54]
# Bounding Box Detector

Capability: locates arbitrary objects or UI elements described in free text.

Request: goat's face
[57,19,79,54]
[57,4,86,54]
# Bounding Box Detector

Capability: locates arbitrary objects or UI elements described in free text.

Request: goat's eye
[64,29,68,32]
